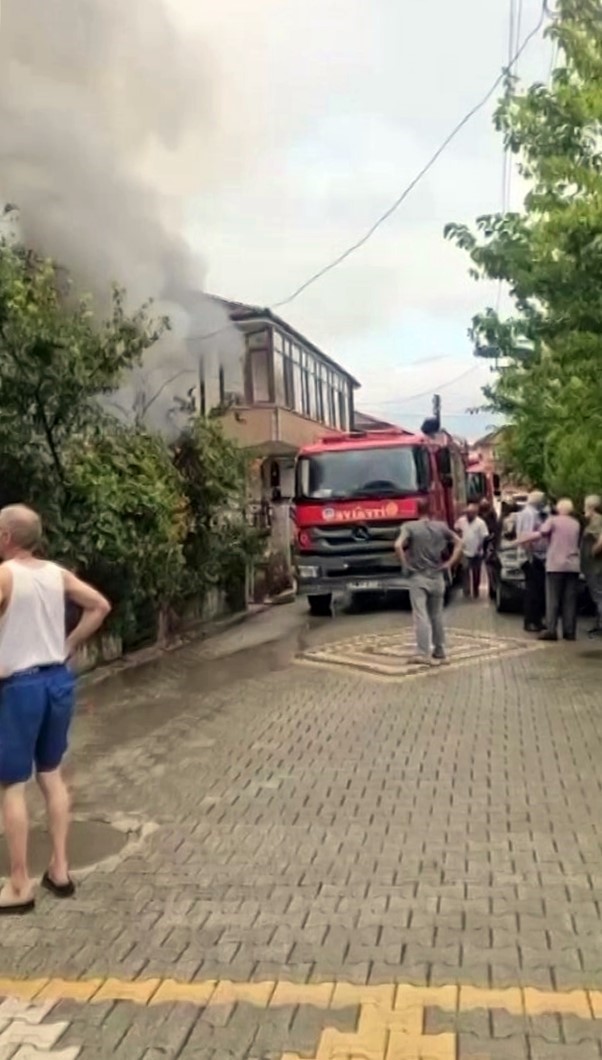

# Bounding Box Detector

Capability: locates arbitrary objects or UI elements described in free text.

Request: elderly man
[518,498,581,642]
[515,490,547,632]
[455,503,489,600]
[0,505,111,914]
[582,495,602,637]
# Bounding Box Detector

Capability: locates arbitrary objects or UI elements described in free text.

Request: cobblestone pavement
[1,598,601,1057]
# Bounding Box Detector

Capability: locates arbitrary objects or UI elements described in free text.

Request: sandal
[0,883,35,916]
[41,871,76,899]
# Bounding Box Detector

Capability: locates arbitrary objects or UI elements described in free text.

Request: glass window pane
[273,351,286,405]
[293,363,303,412]
[283,355,294,409]
[251,348,271,402]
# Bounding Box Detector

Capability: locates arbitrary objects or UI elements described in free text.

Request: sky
[174,0,555,441]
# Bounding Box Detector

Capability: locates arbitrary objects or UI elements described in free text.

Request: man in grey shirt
[395,497,463,665]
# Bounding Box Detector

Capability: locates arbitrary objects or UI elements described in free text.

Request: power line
[359,363,483,408]
[188,1,548,345]
[272,0,545,312]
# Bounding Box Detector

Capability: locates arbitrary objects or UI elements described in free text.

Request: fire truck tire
[308,593,333,617]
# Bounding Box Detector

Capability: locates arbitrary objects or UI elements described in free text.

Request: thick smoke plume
[0,0,243,432]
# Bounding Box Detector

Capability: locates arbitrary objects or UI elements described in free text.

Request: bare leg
[36,768,71,885]
[1,783,33,901]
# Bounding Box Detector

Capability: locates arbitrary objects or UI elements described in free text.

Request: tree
[59,427,190,639]
[173,417,263,606]
[0,244,167,507]
[445,0,602,499]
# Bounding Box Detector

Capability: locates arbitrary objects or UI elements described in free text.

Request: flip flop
[41,871,76,899]
[0,884,35,916]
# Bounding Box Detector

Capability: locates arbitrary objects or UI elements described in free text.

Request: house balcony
[220,405,342,456]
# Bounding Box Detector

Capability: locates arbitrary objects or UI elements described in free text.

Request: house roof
[474,426,508,447]
[354,410,406,432]
[211,296,361,388]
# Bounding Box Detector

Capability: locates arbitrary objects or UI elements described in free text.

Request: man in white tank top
[0,505,111,914]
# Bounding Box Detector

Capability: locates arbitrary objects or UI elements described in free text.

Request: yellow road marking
[0,976,597,1016]
[0,977,598,1060]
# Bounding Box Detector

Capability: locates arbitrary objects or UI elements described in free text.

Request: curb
[79,603,270,690]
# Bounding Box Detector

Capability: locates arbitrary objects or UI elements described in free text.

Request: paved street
[1,597,602,1058]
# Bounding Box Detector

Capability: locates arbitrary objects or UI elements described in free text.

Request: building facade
[204,299,359,503]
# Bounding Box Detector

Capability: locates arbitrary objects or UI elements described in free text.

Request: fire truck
[467,456,497,506]
[293,421,468,615]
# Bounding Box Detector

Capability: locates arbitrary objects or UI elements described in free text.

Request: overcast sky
[175,0,554,440]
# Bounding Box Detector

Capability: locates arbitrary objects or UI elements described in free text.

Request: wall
[221,405,340,452]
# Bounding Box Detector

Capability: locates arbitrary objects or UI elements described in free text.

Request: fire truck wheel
[308,593,333,617]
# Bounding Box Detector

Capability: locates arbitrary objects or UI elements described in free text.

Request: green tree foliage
[0,244,166,507]
[445,0,602,499]
[0,242,257,640]
[59,428,190,635]
[173,418,263,606]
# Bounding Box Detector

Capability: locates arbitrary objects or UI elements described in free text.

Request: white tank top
[0,560,66,676]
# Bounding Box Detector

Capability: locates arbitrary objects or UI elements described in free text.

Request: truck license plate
[348,579,379,591]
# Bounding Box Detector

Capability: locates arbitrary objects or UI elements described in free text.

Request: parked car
[493,545,595,616]
[494,545,524,613]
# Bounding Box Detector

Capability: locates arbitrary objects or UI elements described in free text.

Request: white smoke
[0,0,245,432]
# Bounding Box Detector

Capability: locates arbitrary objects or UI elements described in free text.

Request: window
[283,354,295,409]
[251,348,271,402]
[219,365,225,405]
[301,365,311,416]
[338,389,348,431]
[315,376,324,422]
[293,361,303,413]
[273,352,286,405]
[327,385,336,427]
[200,378,206,417]
[297,445,429,500]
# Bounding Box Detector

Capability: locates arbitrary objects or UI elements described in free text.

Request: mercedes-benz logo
[353,525,371,542]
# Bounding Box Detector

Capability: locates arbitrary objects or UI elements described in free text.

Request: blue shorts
[0,664,75,786]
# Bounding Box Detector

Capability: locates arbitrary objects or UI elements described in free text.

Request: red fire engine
[293,423,468,615]
[467,456,497,505]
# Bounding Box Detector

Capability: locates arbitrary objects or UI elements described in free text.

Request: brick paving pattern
[0,602,600,1056]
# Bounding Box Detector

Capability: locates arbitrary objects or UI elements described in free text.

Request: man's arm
[593,533,602,557]
[442,531,463,572]
[0,566,11,615]
[62,570,111,657]
[394,526,410,563]
[517,515,551,547]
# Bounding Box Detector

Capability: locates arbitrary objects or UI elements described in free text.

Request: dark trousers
[586,572,602,628]
[523,557,546,629]
[546,572,579,639]
[462,556,482,598]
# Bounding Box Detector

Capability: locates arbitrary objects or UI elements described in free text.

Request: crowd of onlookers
[453,492,602,641]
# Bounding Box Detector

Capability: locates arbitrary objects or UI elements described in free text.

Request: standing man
[395,497,463,666]
[582,495,602,637]
[515,490,547,632]
[478,499,501,600]
[455,504,489,599]
[0,505,111,914]
[517,498,581,641]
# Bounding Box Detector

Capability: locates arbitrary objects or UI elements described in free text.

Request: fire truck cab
[293,427,468,616]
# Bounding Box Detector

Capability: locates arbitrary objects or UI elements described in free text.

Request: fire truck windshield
[297,445,430,501]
